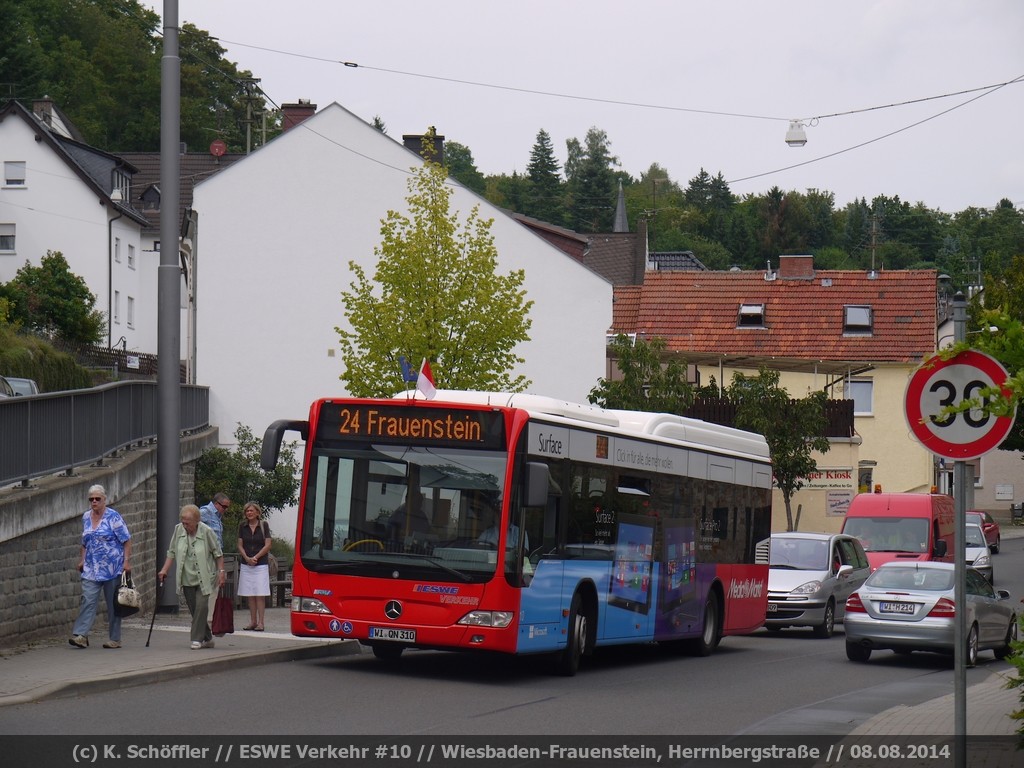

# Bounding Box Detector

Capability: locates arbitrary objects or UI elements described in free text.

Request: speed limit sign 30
[904,349,1016,460]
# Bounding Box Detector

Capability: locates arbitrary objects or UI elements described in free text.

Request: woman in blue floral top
[69,485,133,649]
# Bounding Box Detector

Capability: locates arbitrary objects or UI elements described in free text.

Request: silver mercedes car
[844,561,1017,666]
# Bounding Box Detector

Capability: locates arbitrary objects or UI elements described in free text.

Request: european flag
[399,356,417,383]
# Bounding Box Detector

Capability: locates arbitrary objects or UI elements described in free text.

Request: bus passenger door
[516,481,565,653]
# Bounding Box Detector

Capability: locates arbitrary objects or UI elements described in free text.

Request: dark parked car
[844,561,1016,666]
[967,510,1000,554]
[766,532,870,638]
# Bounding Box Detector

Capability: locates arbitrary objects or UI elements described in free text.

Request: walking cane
[146,579,163,647]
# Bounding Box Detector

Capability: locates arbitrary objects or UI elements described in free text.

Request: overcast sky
[147,1,1023,213]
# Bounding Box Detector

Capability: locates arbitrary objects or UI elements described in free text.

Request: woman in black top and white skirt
[237,502,272,631]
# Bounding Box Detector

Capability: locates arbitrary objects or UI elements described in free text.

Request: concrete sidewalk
[0,605,359,707]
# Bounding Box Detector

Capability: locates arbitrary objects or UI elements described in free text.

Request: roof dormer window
[844,305,873,335]
[737,303,766,328]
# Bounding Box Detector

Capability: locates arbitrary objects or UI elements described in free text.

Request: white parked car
[964,522,993,584]
[766,532,870,638]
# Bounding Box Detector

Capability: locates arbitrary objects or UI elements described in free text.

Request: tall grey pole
[157,0,181,606]
[952,291,966,768]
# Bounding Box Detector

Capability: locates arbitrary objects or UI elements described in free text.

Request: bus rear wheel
[555,593,588,676]
[689,591,721,656]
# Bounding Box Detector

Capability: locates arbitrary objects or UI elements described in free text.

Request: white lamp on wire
[785,120,808,147]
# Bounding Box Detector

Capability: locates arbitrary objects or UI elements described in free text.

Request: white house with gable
[0,99,152,352]
[192,102,611,455]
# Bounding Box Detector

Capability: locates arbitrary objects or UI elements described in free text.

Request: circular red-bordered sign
[904,349,1016,460]
[209,139,227,157]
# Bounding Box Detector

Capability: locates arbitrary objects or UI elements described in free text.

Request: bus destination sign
[317,403,506,450]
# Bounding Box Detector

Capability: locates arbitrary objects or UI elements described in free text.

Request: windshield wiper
[310,561,364,574]
[388,552,473,582]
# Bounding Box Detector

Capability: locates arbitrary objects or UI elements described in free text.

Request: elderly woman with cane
[157,504,225,649]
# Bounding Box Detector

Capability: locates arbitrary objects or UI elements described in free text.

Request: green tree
[565,127,619,233]
[2,251,105,343]
[0,1,274,152]
[524,129,564,225]
[444,141,486,195]
[588,335,694,414]
[725,367,831,532]
[337,154,533,397]
[195,423,300,538]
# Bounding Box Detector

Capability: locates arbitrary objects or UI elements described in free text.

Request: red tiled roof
[611,285,641,333]
[611,268,938,371]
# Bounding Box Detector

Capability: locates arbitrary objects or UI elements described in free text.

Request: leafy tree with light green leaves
[588,335,695,414]
[195,423,300,545]
[1,251,105,344]
[725,367,831,532]
[337,149,533,398]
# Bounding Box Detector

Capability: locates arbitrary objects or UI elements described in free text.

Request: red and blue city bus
[261,391,772,674]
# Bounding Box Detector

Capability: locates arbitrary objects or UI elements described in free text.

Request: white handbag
[117,572,140,609]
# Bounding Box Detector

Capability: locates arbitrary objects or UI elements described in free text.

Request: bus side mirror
[932,539,947,558]
[525,462,549,508]
[261,419,309,471]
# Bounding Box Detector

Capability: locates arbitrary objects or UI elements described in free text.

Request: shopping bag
[115,572,141,617]
[211,589,234,635]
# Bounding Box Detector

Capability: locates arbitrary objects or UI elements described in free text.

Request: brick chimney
[281,99,317,131]
[403,129,445,166]
[778,254,815,280]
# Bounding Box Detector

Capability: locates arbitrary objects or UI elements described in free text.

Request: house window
[737,303,766,328]
[114,237,121,263]
[844,305,873,334]
[4,161,26,186]
[127,296,135,329]
[128,244,136,269]
[845,379,873,415]
[113,291,120,324]
[0,223,14,252]
[968,458,982,488]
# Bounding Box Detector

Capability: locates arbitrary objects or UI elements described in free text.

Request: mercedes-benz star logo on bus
[384,601,403,620]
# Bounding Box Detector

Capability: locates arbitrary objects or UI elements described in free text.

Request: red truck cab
[840,492,953,571]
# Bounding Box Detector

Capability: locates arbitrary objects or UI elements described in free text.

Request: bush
[0,326,94,391]
[194,423,300,537]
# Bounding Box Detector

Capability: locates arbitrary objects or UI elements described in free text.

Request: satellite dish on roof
[210,139,227,157]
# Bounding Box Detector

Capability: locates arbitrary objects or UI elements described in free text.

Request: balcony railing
[684,398,856,438]
[0,381,209,488]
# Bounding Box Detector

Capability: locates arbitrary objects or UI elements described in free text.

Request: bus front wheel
[555,593,588,676]
[371,643,404,661]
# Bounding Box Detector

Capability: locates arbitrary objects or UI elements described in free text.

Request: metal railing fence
[0,381,209,488]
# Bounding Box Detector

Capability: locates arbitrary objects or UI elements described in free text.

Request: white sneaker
[200,640,215,649]
[190,641,202,650]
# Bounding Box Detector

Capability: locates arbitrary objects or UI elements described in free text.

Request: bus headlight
[457,611,514,628]
[296,597,332,614]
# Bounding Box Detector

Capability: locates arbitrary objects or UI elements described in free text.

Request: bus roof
[392,389,771,463]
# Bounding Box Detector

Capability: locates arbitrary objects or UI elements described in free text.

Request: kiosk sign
[904,349,1016,460]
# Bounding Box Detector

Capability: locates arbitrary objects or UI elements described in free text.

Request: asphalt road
[0,537,1019,737]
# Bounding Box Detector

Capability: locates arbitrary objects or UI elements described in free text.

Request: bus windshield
[298,442,509,582]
